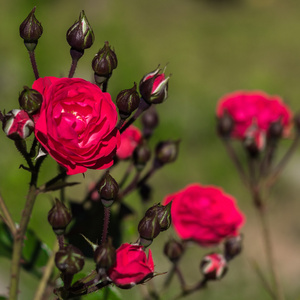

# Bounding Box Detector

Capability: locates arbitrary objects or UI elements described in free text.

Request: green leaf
[22,229,51,274]
[0,222,13,259]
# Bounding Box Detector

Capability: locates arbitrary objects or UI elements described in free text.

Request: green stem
[9,184,38,300]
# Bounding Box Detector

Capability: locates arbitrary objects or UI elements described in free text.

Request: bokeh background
[1,0,300,299]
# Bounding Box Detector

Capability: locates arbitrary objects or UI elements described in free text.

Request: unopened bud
[145,202,172,231]
[55,244,85,275]
[164,239,185,263]
[19,7,43,51]
[98,173,119,207]
[139,66,170,104]
[141,106,159,139]
[133,142,151,171]
[66,11,94,52]
[116,83,140,119]
[19,86,42,115]
[2,109,34,140]
[94,238,116,271]
[155,140,180,167]
[92,42,118,84]
[224,235,243,261]
[48,199,72,235]
[268,120,283,141]
[217,111,234,138]
[138,213,161,247]
[200,253,228,281]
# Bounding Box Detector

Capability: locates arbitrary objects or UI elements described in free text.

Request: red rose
[33,77,120,175]
[117,125,142,159]
[163,184,245,246]
[108,243,154,288]
[216,91,292,145]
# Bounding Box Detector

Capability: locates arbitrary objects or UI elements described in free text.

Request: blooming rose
[33,77,120,175]
[116,125,142,159]
[216,91,292,146]
[163,184,245,246]
[108,243,154,288]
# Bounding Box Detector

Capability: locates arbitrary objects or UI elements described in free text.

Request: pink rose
[108,243,154,288]
[117,125,142,159]
[216,91,292,142]
[163,184,245,246]
[33,77,120,175]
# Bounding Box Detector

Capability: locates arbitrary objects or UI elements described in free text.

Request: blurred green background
[1,0,300,299]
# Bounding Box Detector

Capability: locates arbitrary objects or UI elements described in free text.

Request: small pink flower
[108,243,154,288]
[33,77,120,175]
[216,91,292,142]
[117,125,142,159]
[163,184,245,246]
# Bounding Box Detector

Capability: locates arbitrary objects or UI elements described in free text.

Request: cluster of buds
[138,202,172,247]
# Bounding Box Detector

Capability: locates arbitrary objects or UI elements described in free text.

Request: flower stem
[9,184,38,300]
[29,50,39,80]
[68,49,83,78]
[101,207,110,243]
[0,192,16,236]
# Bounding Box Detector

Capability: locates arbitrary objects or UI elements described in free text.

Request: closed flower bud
[94,238,116,271]
[48,198,72,235]
[141,106,159,139]
[139,66,170,104]
[138,213,161,247]
[200,253,228,281]
[116,83,140,119]
[217,110,234,138]
[99,173,119,207]
[19,7,43,51]
[145,202,172,231]
[224,234,243,261]
[66,11,94,52]
[2,109,34,140]
[164,239,184,263]
[267,120,283,140]
[155,140,180,166]
[133,142,151,171]
[19,86,43,115]
[55,244,85,275]
[92,42,118,84]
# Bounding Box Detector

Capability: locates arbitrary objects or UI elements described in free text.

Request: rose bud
[108,243,154,288]
[217,110,234,139]
[224,234,243,261]
[200,253,228,281]
[116,83,140,119]
[145,202,172,231]
[19,7,43,51]
[164,238,185,263]
[92,42,118,85]
[133,142,151,171]
[55,244,85,275]
[139,66,170,104]
[98,173,119,207]
[154,140,180,167]
[48,198,72,235]
[66,10,94,52]
[2,109,34,140]
[267,120,283,141]
[141,106,159,139]
[94,239,116,272]
[19,86,43,115]
[138,213,161,247]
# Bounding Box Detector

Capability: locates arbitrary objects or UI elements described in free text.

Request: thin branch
[0,192,16,236]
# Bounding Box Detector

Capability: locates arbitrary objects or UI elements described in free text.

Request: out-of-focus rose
[117,125,142,159]
[163,184,245,246]
[216,91,292,144]
[33,77,120,175]
[108,243,154,288]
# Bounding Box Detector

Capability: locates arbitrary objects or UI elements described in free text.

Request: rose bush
[108,243,154,288]
[163,184,244,246]
[216,91,292,142]
[116,125,142,159]
[33,77,120,175]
